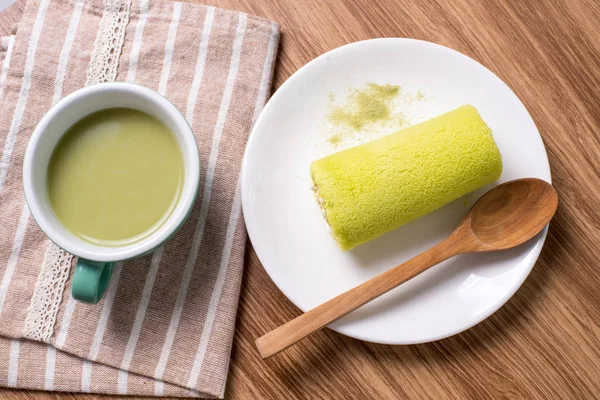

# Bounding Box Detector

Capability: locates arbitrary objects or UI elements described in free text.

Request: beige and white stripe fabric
[0,0,279,397]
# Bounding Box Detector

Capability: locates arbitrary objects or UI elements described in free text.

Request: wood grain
[2,0,600,398]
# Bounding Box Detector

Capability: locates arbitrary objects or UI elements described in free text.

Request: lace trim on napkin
[23,0,132,342]
[23,244,74,341]
[86,0,131,84]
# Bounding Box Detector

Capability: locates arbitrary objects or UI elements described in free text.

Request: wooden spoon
[255,178,558,359]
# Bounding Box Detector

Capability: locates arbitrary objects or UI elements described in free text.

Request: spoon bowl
[466,178,558,251]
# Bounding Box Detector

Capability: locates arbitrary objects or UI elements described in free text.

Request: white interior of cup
[23,82,200,262]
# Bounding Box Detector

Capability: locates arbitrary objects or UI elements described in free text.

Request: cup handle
[72,259,115,304]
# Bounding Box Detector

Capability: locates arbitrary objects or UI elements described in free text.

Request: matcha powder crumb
[327,133,342,146]
[327,83,400,131]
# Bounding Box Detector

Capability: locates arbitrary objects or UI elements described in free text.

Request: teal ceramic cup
[23,83,200,304]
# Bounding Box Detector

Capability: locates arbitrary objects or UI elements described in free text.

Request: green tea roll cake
[310,105,502,251]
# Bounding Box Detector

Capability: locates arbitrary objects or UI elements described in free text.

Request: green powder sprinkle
[323,83,427,149]
[396,112,408,127]
[327,133,342,146]
[366,82,401,99]
[327,83,400,131]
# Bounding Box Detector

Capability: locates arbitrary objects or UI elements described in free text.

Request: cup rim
[23,82,200,262]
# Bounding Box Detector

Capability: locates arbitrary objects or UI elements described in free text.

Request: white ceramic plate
[241,38,551,344]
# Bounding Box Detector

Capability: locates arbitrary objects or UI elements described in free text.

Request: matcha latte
[47,108,184,246]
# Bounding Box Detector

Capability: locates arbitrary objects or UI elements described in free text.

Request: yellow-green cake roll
[310,105,502,251]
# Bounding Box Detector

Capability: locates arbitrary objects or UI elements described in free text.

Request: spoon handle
[255,237,460,359]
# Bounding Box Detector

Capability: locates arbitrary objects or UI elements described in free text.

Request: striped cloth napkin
[0,0,278,397]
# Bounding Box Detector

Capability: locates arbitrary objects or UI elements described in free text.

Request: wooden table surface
[2,0,600,398]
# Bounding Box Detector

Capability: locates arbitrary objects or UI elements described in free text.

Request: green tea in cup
[47,108,184,246]
[25,83,199,303]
